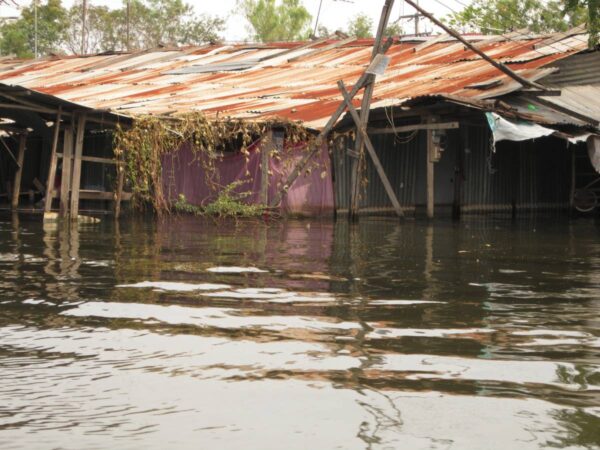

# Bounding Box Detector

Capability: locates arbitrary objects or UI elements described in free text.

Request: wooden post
[350,0,395,218]
[114,162,125,219]
[261,130,272,205]
[269,39,394,209]
[11,134,27,210]
[339,81,404,218]
[426,122,435,220]
[45,107,62,212]
[69,114,86,219]
[60,125,74,216]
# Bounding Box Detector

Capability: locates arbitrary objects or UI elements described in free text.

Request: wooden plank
[59,126,74,216]
[44,107,62,212]
[53,189,132,201]
[350,0,395,217]
[368,122,459,134]
[269,37,395,209]
[261,130,272,205]
[11,134,26,210]
[69,114,87,219]
[56,153,123,165]
[338,81,404,218]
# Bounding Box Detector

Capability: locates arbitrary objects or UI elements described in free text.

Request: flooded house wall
[331,122,573,216]
[161,139,335,217]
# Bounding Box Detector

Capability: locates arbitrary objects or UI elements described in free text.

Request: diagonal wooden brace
[337,80,404,218]
[269,38,395,209]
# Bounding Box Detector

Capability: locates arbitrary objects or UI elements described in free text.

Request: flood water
[0,214,599,449]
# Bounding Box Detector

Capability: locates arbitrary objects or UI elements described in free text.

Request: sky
[0,0,470,41]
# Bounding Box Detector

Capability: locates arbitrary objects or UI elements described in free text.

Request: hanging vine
[113,112,316,215]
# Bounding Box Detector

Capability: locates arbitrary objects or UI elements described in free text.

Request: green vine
[113,112,315,214]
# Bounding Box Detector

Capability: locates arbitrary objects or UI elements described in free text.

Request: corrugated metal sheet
[542,51,600,86]
[0,32,590,130]
[332,122,573,215]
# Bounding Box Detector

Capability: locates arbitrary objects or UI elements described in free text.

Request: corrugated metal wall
[332,120,573,216]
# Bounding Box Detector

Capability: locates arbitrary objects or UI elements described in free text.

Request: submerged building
[0,29,598,218]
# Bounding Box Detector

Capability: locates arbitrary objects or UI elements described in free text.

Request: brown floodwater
[0,214,599,449]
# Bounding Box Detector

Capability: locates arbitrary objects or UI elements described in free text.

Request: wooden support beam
[403,0,546,90]
[44,106,62,212]
[339,81,404,218]
[69,114,87,219]
[261,130,272,205]
[56,153,123,165]
[11,134,27,209]
[114,164,126,218]
[350,0,395,217]
[53,189,132,201]
[426,118,435,220]
[269,37,395,209]
[60,126,74,216]
[368,121,459,134]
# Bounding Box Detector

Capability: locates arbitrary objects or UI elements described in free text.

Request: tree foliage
[447,0,597,46]
[565,0,600,45]
[0,0,225,57]
[347,13,373,38]
[239,0,313,42]
[0,0,69,58]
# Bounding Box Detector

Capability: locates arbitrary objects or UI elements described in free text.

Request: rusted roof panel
[0,33,591,129]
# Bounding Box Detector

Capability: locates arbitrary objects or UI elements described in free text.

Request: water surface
[0,214,599,449]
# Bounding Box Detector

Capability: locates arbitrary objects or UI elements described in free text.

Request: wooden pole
[350,0,395,217]
[11,134,27,210]
[270,38,394,209]
[261,130,272,205]
[339,81,404,218]
[45,106,62,212]
[426,120,435,220]
[403,0,546,90]
[114,163,125,219]
[69,114,87,219]
[60,126,74,216]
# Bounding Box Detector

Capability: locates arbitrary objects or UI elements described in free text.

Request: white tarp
[486,112,555,142]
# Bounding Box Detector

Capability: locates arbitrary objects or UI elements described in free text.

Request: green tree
[239,0,313,42]
[0,0,69,58]
[384,22,403,37]
[565,0,600,46]
[447,0,587,35]
[347,13,373,38]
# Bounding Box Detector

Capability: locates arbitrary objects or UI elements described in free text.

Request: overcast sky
[0,0,469,41]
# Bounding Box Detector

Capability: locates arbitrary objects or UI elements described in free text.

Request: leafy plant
[113,112,314,215]
[238,0,312,42]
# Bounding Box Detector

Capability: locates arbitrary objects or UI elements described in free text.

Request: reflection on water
[0,215,599,449]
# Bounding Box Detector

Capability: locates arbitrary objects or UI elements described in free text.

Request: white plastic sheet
[486,112,555,142]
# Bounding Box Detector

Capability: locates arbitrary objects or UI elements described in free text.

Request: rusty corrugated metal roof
[0,33,590,129]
